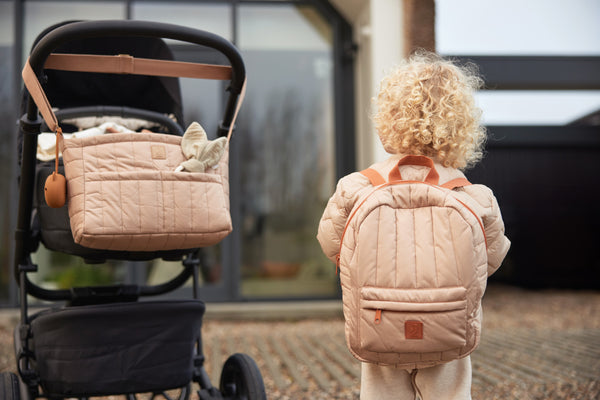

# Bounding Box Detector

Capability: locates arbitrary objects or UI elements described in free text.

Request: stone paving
[0,284,598,399]
[198,284,600,399]
[200,320,600,400]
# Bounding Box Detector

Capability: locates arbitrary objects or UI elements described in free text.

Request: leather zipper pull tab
[374,309,382,325]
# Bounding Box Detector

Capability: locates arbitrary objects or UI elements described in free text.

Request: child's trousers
[360,356,472,400]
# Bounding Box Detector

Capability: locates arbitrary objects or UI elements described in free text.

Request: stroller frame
[8,20,264,400]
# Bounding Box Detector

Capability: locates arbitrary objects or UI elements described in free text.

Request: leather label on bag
[405,320,423,339]
[151,145,167,160]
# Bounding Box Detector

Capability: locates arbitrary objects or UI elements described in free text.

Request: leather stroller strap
[44,53,233,80]
[22,60,60,133]
[22,54,246,142]
[226,77,246,142]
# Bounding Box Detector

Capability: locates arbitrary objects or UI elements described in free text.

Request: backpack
[336,155,488,368]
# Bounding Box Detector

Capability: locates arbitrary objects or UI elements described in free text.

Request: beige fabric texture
[360,356,472,400]
[60,132,232,251]
[317,155,510,369]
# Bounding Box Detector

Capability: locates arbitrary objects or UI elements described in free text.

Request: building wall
[331,0,407,168]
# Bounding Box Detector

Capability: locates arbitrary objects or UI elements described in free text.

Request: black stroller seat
[29,300,205,397]
[7,20,266,400]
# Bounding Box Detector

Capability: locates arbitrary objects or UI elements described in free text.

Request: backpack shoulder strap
[360,168,386,186]
[441,177,472,190]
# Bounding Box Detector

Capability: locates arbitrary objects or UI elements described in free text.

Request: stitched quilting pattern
[61,133,231,251]
[339,182,487,368]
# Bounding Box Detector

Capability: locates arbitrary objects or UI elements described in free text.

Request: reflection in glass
[0,1,14,302]
[132,2,232,41]
[23,1,125,56]
[133,2,234,289]
[238,5,337,298]
[7,1,343,302]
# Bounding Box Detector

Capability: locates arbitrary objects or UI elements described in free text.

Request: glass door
[236,4,338,299]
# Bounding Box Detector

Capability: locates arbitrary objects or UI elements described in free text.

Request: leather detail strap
[44,53,232,80]
[389,155,440,185]
[22,59,59,132]
[22,54,245,141]
[441,177,472,190]
[226,78,246,142]
[360,168,386,186]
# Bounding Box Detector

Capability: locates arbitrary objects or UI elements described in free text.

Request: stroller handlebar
[25,20,246,133]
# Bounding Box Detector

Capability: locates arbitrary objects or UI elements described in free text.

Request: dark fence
[467,125,600,289]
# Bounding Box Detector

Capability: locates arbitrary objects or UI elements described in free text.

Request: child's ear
[44,171,66,208]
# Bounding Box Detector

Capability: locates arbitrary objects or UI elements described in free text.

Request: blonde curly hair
[374,51,486,170]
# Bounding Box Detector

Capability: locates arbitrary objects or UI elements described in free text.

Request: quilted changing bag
[59,131,232,251]
[22,51,245,252]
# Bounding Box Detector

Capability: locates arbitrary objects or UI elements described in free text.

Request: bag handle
[388,155,440,185]
[360,155,472,189]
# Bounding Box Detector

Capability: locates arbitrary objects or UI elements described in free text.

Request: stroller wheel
[0,372,21,400]
[219,353,266,400]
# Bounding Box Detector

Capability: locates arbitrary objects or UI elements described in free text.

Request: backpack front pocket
[359,286,468,353]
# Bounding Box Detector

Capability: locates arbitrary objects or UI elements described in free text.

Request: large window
[0,1,14,303]
[2,0,353,304]
[237,4,337,298]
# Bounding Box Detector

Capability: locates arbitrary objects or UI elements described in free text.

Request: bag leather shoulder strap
[44,53,233,80]
[22,61,60,133]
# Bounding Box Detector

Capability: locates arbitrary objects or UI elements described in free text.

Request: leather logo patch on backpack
[405,321,423,340]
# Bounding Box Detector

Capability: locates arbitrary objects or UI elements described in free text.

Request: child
[317,51,510,399]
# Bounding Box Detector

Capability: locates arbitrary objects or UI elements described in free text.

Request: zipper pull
[374,309,382,325]
[335,254,340,275]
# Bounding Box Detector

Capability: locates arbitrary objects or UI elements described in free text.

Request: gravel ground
[0,283,599,399]
[471,284,600,400]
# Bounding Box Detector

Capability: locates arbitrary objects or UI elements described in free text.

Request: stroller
[5,20,265,400]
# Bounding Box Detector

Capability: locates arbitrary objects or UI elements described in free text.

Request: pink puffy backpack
[336,155,488,368]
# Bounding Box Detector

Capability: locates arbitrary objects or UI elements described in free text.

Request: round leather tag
[44,172,66,208]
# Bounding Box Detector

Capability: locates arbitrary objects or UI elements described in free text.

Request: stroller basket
[29,300,205,397]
